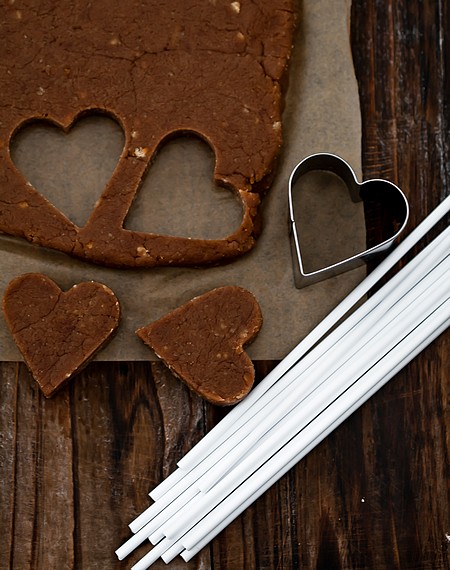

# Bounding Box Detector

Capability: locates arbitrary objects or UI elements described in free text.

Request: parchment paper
[0,0,366,361]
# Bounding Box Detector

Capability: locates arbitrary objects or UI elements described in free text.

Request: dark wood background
[1,0,449,568]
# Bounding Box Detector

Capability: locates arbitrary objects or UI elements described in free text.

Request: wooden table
[1,1,449,568]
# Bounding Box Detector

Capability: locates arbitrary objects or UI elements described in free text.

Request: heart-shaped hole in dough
[10,114,125,228]
[124,133,244,239]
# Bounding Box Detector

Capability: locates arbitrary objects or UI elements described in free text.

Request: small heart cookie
[2,273,120,397]
[136,286,262,406]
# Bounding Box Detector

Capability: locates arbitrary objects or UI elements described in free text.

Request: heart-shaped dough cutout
[289,153,409,288]
[10,115,125,229]
[124,134,243,240]
[136,286,262,406]
[2,273,120,397]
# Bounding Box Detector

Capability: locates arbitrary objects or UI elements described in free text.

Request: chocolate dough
[136,286,263,405]
[0,0,295,267]
[2,273,120,397]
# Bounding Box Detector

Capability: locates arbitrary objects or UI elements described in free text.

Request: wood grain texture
[1,1,449,569]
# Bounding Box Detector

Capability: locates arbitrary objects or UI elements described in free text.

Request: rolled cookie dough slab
[0,0,295,267]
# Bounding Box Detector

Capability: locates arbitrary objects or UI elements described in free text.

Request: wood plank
[0,364,75,569]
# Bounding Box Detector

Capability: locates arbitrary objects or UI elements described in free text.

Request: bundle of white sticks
[117,195,450,569]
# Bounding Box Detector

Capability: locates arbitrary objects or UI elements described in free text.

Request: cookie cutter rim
[289,152,410,289]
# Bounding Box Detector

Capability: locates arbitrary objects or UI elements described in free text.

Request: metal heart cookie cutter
[289,153,409,288]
